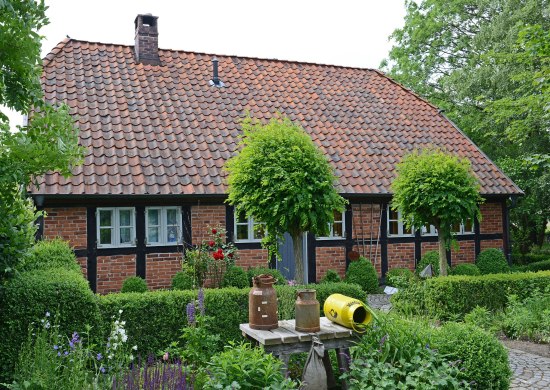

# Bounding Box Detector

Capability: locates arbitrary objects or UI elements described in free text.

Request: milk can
[295,289,320,333]
[249,274,278,330]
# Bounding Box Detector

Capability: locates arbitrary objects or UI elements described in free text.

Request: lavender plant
[112,355,191,389]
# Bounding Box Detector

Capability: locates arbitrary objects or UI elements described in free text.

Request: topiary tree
[320,269,342,284]
[476,248,510,275]
[226,115,346,283]
[451,263,481,276]
[391,149,483,276]
[345,257,379,294]
[121,276,148,293]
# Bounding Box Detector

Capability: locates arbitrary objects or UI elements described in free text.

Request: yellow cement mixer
[323,294,376,333]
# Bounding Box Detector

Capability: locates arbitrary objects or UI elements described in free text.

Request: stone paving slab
[508,348,550,390]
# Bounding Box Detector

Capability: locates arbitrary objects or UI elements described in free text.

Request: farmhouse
[31,14,522,293]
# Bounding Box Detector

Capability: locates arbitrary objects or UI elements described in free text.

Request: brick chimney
[134,14,160,65]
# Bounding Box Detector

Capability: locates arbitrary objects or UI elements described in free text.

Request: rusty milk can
[295,289,320,333]
[249,274,278,330]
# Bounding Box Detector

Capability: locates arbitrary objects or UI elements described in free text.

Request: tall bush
[345,257,379,293]
[0,268,100,383]
[476,248,509,275]
[18,238,80,273]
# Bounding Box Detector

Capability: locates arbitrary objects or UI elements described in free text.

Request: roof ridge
[42,38,71,68]
[44,37,379,72]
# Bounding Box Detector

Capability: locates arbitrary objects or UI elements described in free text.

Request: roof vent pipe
[209,57,225,87]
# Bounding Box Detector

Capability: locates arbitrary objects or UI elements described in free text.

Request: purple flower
[64,351,69,356]
[57,352,61,357]
[71,332,80,344]
[97,353,103,361]
[379,334,388,347]
[53,345,59,350]
[287,280,297,286]
[100,366,106,374]
[69,341,75,349]
[198,288,205,315]
[186,302,196,325]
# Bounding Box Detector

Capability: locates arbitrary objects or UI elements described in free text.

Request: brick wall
[387,243,415,271]
[191,205,226,245]
[96,254,136,294]
[146,252,182,290]
[77,256,87,279]
[352,203,381,239]
[43,207,87,249]
[480,239,504,252]
[421,242,439,258]
[236,249,269,270]
[451,240,475,264]
[480,202,503,234]
[316,246,346,281]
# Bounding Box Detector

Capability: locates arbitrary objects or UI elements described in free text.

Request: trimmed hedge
[527,259,550,272]
[345,257,379,293]
[18,238,81,273]
[320,269,341,283]
[121,276,148,293]
[222,266,249,288]
[98,282,365,357]
[172,271,194,290]
[247,267,287,285]
[392,271,550,320]
[450,263,480,276]
[0,268,101,383]
[476,248,509,275]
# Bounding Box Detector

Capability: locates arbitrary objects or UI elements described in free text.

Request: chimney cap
[134,13,159,29]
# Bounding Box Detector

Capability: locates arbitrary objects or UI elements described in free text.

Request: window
[387,208,413,237]
[234,211,266,242]
[146,207,183,245]
[318,211,346,239]
[97,208,136,247]
[421,218,474,236]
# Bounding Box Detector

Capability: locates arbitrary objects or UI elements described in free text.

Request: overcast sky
[7,0,406,127]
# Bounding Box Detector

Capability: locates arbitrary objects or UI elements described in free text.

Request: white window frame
[97,207,136,248]
[234,213,265,243]
[422,218,475,236]
[145,206,183,246]
[387,208,414,237]
[317,211,346,240]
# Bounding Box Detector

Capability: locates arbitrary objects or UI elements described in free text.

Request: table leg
[278,354,290,378]
[322,351,338,389]
[335,347,351,390]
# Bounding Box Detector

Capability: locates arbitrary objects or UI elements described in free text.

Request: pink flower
[163,352,169,361]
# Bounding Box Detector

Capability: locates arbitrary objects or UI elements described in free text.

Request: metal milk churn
[249,274,278,330]
[295,289,320,333]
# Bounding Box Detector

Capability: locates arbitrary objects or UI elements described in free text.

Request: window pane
[236,225,249,240]
[464,218,473,232]
[403,225,412,235]
[167,226,178,243]
[389,221,398,235]
[452,222,461,233]
[119,210,132,227]
[333,222,343,237]
[99,210,112,227]
[333,210,342,222]
[253,224,266,240]
[99,228,112,245]
[389,209,398,220]
[166,209,178,225]
[120,227,132,244]
[236,211,247,223]
[148,227,159,243]
[148,209,160,226]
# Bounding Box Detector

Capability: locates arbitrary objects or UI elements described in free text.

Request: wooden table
[240,317,358,389]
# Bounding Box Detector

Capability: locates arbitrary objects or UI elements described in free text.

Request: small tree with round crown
[225,115,346,283]
[391,148,483,276]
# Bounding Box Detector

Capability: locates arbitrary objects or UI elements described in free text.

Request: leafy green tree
[226,116,346,283]
[382,0,549,250]
[391,149,482,276]
[0,0,84,277]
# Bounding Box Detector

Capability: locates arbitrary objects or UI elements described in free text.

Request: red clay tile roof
[32,39,522,196]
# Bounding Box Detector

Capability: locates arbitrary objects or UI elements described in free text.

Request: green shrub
[431,322,511,389]
[510,264,528,273]
[0,268,101,383]
[527,259,550,272]
[98,282,364,357]
[121,276,148,293]
[345,257,379,293]
[476,248,509,275]
[18,238,80,273]
[171,270,194,290]
[464,306,502,333]
[320,269,341,283]
[222,266,249,288]
[247,266,287,285]
[416,251,440,276]
[451,263,480,276]
[392,271,550,320]
[204,342,297,389]
[385,267,414,288]
[522,253,549,264]
[502,290,550,343]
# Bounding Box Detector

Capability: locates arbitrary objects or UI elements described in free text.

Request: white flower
[129,354,134,361]
[119,309,123,314]
[121,334,128,342]
[108,354,113,360]
[112,343,118,350]
[132,345,138,351]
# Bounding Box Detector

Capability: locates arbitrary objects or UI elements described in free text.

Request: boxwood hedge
[392,271,550,320]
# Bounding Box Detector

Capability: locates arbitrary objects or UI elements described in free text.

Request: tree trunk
[437,230,448,276]
[293,232,305,284]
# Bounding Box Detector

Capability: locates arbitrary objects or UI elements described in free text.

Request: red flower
[228,252,234,258]
[212,228,217,234]
[208,241,215,247]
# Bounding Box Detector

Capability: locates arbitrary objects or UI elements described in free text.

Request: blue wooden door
[277,232,308,283]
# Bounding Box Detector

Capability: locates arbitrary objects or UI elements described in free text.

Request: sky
[6,0,406,127]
